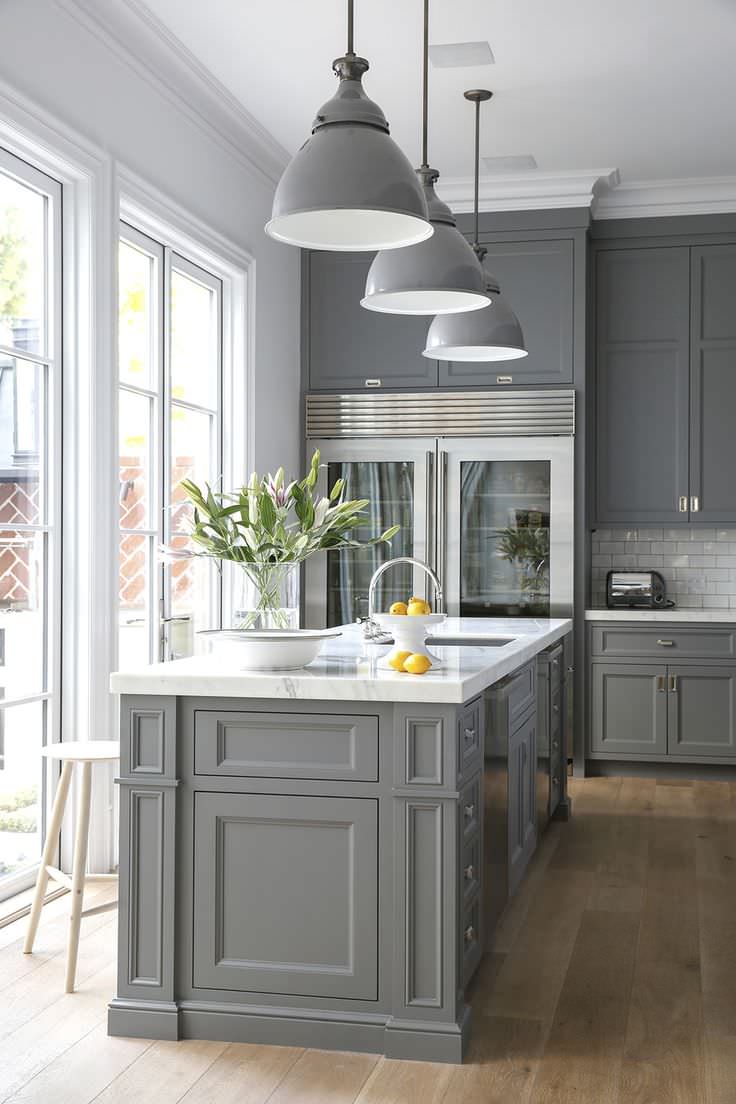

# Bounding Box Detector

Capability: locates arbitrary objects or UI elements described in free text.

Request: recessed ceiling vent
[429,41,495,68]
[482,154,538,173]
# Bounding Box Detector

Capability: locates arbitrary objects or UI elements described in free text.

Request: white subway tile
[716,530,736,541]
[716,556,736,568]
[678,596,704,608]
[703,596,729,608]
[637,528,664,540]
[692,528,716,540]
[599,542,625,554]
[679,542,704,554]
[591,554,612,567]
[650,542,677,554]
[689,555,716,567]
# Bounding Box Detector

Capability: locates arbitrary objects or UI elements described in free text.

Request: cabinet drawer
[461,774,481,841]
[462,896,482,986]
[590,626,736,660]
[460,834,481,906]
[194,710,379,781]
[458,697,482,782]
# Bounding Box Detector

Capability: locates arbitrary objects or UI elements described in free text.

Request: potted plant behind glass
[167,450,399,632]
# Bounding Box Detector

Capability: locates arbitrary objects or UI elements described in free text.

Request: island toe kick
[107,694,486,1062]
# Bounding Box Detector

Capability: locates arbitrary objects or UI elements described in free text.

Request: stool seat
[41,741,120,762]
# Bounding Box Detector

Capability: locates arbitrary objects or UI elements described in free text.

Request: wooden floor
[0,776,735,1103]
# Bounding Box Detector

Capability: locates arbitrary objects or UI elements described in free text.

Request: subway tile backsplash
[590,528,736,609]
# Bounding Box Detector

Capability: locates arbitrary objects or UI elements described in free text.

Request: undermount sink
[426,635,516,648]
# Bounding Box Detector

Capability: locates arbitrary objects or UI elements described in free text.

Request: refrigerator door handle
[425,450,435,604]
[437,450,448,609]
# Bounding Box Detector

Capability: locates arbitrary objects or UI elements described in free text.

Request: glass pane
[119,239,155,390]
[0,529,46,700]
[119,388,152,529]
[0,700,44,880]
[0,356,43,525]
[170,267,217,408]
[326,461,414,628]
[118,533,152,668]
[0,172,46,357]
[460,460,551,617]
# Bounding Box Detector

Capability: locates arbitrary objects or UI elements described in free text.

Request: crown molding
[437,169,619,213]
[57,0,290,187]
[593,176,736,219]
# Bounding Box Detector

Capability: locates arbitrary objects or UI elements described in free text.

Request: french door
[118,222,223,668]
[0,148,62,899]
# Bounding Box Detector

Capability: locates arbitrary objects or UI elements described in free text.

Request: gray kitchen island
[108,617,571,1062]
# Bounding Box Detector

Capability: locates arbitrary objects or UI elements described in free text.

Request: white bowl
[372,612,447,667]
[200,629,342,671]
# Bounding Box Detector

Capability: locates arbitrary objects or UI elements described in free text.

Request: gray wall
[1,0,300,476]
[591,527,736,609]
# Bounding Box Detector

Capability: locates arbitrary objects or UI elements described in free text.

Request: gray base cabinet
[110,693,492,1062]
[589,624,736,763]
[508,712,537,896]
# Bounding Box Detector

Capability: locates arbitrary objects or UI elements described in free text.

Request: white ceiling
[138,0,736,193]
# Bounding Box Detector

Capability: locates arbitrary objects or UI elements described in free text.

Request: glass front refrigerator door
[441,438,573,619]
[304,440,436,629]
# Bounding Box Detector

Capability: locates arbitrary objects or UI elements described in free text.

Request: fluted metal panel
[306,390,575,439]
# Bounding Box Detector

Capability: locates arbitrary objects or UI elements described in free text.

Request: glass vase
[234,562,300,631]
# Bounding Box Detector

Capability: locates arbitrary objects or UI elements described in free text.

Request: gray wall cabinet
[304,252,438,391]
[589,624,736,763]
[594,241,736,525]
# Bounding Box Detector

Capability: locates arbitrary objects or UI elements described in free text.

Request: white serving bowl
[201,629,342,671]
[372,612,447,667]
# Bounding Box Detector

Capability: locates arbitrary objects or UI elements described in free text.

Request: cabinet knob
[464,727,476,743]
[464,925,475,943]
[464,803,475,820]
[464,864,475,881]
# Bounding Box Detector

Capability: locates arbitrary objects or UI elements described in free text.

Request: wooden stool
[23,740,120,992]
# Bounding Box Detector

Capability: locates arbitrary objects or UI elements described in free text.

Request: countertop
[109,617,572,705]
[586,608,736,623]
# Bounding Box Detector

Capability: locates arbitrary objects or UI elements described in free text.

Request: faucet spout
[364,556,444,638]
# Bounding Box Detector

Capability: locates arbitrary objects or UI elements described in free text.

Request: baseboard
[585,759,736,781]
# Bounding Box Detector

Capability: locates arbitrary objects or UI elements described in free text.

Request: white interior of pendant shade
[265,209,434,251]
[422,344,528,361]
[361,288,490,315]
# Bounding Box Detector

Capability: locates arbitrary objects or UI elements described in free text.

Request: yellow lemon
[407,599,431,616]
[389,601,408,615]
[388,649,412,672]
[403,653,432,675]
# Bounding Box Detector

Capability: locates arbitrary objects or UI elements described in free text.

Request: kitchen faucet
[360,556,444,640]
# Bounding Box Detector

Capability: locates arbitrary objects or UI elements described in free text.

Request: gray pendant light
[361,0,489,315]
[265,0,432,252]
[423,90,528,360]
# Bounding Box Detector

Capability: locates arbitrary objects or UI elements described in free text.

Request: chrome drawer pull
[464,864,475,881]
[464,925,475,943]
[656,639,674,646]
[552,739,559,750]
[364,378,382,388]
[669,675,678,692]
[691,495,700,513]
[464,727,476,743]
[552,776,560,786]
[464,803,475,819]
[496,375,512,384]
[657,675,666,692]
[552,704,560,714]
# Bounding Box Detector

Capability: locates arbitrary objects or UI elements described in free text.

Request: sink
[426,635,515,648]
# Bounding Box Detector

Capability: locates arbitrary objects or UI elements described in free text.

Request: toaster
[606,570,672,609]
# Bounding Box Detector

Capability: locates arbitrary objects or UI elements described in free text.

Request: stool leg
[65,761,92,993]
[24,759,74,954]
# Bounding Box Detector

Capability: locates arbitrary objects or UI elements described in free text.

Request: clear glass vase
[234,562,300,631]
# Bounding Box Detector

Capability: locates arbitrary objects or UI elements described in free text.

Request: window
[0,148,61,899]
[118,222,223,668]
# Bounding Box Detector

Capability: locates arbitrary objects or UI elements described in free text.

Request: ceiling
[138,0,736,194]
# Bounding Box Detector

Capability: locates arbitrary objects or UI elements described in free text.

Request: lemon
[389,601,408,615]
[388,649,412,672]
[407,599,431,616]
[403,653,432,675]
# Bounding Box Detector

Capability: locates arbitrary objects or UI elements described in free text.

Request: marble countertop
[109,617,572,705]
[586,608,736,623]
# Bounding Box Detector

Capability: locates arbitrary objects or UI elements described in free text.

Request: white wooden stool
[23,740,120,992]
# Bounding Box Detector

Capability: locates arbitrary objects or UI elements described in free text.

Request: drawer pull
[464,864,475,881]
[552,739,559,750]
[552,704,560,714]
[657,675,666,693]
[464,925,475,943]
[691,495,700,513]
[656,639,674,647]
[365,378,382,388]
[464,803,475,820]
[464,727,476,743]
[552,776,560,786]
[496,375,512,384]
[669,675,678,693]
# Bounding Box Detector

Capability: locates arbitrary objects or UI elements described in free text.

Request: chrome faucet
[360,556,444,639]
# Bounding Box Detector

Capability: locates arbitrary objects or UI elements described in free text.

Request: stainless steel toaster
[606,570,671,609]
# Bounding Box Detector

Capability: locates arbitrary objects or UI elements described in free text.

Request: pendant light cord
[347,0,354,55]
[473,95,480,248]
[421,0,429,169]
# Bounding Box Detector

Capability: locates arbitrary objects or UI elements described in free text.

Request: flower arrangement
[171,450,399,629]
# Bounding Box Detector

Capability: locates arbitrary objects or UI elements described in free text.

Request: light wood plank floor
[0,776,734,1104]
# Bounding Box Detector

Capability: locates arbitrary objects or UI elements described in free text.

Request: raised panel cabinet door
[667,665,736,758]
[520,714,537,860]
[192,792,378,999]
[595,247,690,524]
[507,728,525,896]
[438,239,574,388]
[590,663,667,756]
[690,245,736,523]
[307,252,438,391]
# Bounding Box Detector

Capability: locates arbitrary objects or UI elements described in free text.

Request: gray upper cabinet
[594,247,691,525]
[689,245,736,522]
[305,252,438,391]
[439,239,574,389]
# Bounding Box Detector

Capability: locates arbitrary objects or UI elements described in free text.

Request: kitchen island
[108,617,571,1062]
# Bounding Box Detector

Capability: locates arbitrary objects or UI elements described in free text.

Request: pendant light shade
[265,5,431,252]
[360,0,489,314]
[423,89,527,361]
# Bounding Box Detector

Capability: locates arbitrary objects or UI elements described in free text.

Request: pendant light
[423,90,528,360]
[265,0,432,252]
[360,0,489,314]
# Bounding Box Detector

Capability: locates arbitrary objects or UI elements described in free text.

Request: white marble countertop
[586,608,736,623]
[109,617,572,705]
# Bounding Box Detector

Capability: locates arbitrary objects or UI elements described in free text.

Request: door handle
[690,496,700,513]
[161,615,191,624]
[678,496,688,513]
[657,675,666,692]
[669,675,678,692]
[425,450,435,602]
[437,450,448,599]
